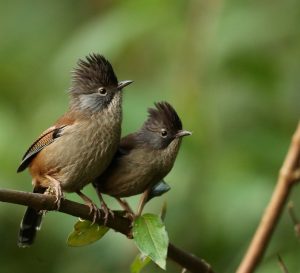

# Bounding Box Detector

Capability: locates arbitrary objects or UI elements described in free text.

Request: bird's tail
[18,187,45,247]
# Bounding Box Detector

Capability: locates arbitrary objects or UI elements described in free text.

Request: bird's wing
[116,133,138,157]
[17,125,67,172]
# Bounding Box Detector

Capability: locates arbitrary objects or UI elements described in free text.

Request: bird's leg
[136,188,151,217]
[95,191,114,225]
[116,198,134,214]
[45,175,63,210]
[116,198,135,219]
[76,191,100,224]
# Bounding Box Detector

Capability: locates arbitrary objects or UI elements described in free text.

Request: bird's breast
[62,113,121,191]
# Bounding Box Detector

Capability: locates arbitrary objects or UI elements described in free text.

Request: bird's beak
[117,80,133,90]
[175,130,192,138]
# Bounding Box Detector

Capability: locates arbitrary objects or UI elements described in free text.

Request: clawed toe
[45,175,63,210]
[101,203,114,225]
[87,202,100,224]
[96,192,113,225]
[76,190,100,224]
[54,190,63,210]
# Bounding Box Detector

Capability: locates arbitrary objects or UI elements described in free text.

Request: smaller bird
[93,102,191,216]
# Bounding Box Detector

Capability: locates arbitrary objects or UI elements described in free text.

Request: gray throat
[76,93,105,112]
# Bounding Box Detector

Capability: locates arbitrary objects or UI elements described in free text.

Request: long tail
[18,187,45,247]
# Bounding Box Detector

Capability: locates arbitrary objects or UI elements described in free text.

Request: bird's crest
[146,102,183,132]
[71,53,118,91]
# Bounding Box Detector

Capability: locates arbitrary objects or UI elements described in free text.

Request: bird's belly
[116,176,151,197]
[101,166,163,198]
[103,176,151,197]
[98,148,174,198]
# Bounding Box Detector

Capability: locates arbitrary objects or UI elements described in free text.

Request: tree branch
[168,243,215,273]
[0,188,215,273]
[237,122,300,273]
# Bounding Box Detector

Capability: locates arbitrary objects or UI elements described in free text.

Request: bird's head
[138,101,191,150]
[69,53,133,112]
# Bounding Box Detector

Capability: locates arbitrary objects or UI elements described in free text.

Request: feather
[116,133,138,156]
[17,125,66,172]
[71,53,118,93]
[145,101,182,132]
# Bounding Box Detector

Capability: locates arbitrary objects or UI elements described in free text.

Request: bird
[93,101,191,216]
[17,53,133,247]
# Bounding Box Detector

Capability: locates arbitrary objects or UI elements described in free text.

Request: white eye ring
[98,87,107,96]
[161,129,168,138]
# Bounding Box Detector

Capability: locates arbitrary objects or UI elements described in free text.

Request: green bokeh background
[0,0,299,272]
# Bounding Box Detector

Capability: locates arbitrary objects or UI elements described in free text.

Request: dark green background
[0,0,299,272]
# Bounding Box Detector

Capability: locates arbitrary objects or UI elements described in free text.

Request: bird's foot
[101,201,114,226]
[45,177,64,210]
[46,183,63,210]
[96,192,113,225]
[54,184,63,210]
[116,198,135,221]
[87,202,101,225]
[76,191,100,224]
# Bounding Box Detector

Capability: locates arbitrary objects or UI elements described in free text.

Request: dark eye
[161,129,168,138]
[98,87,107,96]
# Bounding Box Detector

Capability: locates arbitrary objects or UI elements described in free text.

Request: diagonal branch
[237,122,300,273]
[0,188,215,273]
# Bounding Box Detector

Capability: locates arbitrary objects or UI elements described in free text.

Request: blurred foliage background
[0,0,299,272]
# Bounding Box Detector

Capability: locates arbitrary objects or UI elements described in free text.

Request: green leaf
[130,254,151,273]
[67,219,109,247]
[132,214,169,270]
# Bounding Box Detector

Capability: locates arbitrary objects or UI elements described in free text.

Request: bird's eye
[161,129,168,138]
[98,87,107,96]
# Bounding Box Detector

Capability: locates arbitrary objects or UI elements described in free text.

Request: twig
[288,202,298,225]
[0,188,215,273]
[288,202,300,238]
[277,254,289,273]
[237,122,300,273]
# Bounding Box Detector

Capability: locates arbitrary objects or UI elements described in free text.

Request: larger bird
[17,54,133,246]
[93,102,191,216]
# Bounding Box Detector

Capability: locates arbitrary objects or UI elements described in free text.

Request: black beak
[117,80,133,90]
[175,130,192,138]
